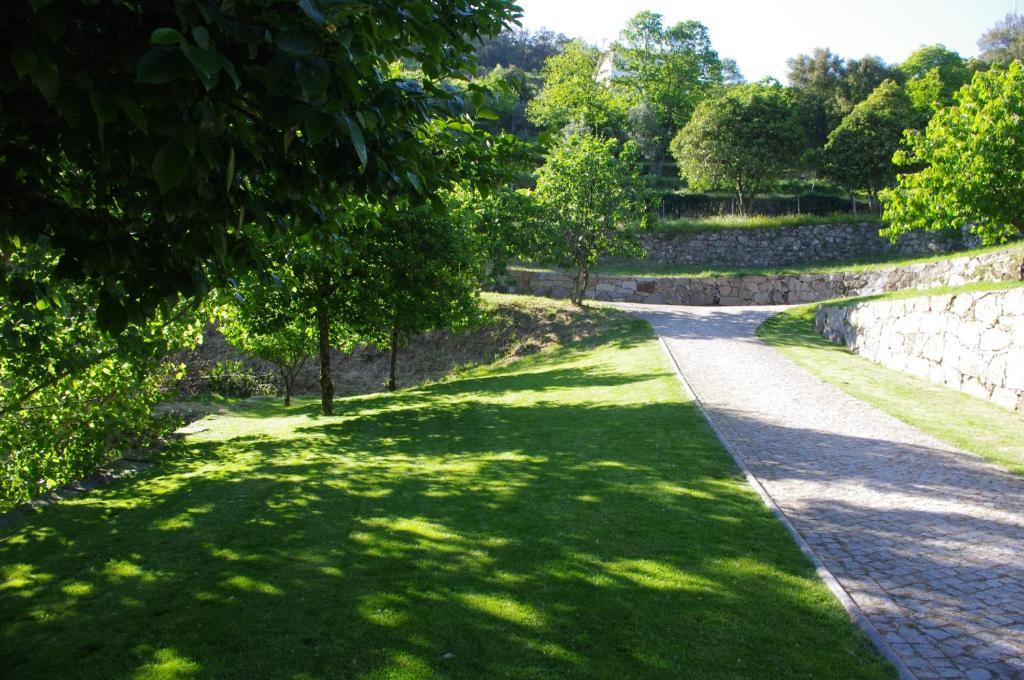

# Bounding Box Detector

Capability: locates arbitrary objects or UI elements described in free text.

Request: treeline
[475,11,1024,217]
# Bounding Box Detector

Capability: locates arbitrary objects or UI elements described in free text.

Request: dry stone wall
[637,222,978,268]
[504,247,1024,307]
[815,287,1024,412]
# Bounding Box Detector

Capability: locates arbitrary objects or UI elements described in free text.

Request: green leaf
[151,27,185,46]
[191,26,212,50]
[137,48,187,84]
[181,43,223,81]
[151,141,190,194]
[298,0,325,24]
[89,92,119,125]
[226,146,236,192]
[305,112,335,145]
[342,114,368,169]
[275,31,318,56]
[118,96,148,133]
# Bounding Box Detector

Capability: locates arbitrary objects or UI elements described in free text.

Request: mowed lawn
[0,314,893,679]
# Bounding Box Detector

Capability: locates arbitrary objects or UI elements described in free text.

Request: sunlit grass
[758,290,1024,475]
[1,307,892,679]
[652,212,879,234]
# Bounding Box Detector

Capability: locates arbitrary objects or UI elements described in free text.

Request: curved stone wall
[505,247,1024,307]
[636,222,979,268]
[815,287,1024,411]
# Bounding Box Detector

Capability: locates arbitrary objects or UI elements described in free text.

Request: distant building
[595,50,626,84]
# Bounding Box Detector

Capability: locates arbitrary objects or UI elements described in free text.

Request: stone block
[991,386,1021,410]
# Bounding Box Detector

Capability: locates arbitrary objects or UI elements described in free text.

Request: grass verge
[1,302,892,679]
[758,293,1024,476]
[594,241,1024,279]
[651,212,879,235]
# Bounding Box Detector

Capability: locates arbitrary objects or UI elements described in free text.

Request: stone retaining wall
[636,223,979,268]
[815,288,1024,411]
[504,247,1024,307]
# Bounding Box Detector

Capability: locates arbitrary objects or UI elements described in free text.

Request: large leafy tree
[899,44,972,114]
[978,14,1024,65]
[475,27,569,73]
[612,11,725,131]
[882,61,1024,245]
[535,134,649,305]
[820,81,917,210]
[526,40,627,136]
[0,0,518,332]
[670,83,803,214]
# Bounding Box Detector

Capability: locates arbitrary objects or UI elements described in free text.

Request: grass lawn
[758,290,1024,476]
[651,212,878,235]
[593,240,1024,280]
[1,305,892,679]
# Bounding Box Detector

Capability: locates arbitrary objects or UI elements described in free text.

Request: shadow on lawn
[0,352,892,679]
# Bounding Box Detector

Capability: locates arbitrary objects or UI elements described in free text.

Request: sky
[515,0,1017,82]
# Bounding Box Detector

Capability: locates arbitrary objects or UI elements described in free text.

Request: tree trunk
[388,324,398,391]
[735,182,746,216]
[572,261,589,306]
[316,303,333,416]
[850,192,858,215]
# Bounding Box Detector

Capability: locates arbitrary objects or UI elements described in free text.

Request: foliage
[0,244,205,510]
[627,101,668,174]
[535,134,650,304]
[205,360,278,399]
[219,273,317,406]
[821,81,917,204]
[787,48,899,149]
[474,27,569,73]
[612,11,725,131]
[670,83,803,214]
[0,0,518,333]
[525,40,627,136]
[475,65,538,138]
[370,201,485,390]
[978,14,1024,65]
[899,44,971,114]
[882,62,1024,245]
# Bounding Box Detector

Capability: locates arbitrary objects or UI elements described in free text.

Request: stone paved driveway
[620,303,1024,680]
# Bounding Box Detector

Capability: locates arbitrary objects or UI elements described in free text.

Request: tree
[220,273,317,407]
[0,0,517,333]
[899,44,971,114]
[475,28,570,73]
[820,81,917,211]
[670,84,803,214]
[534,134,649,305]
[979,14,1024,65]
[612,12,725,130]
[526,41,627,136]
[881,61,1024,245]
[370,202,483,391]
[841,56,900,109]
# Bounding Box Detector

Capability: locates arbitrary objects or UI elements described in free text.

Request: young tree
[820,81,917,211]
[882,61,1024,245]
[219,273,316,407]
[613,12,725,130]
[526,41,627,136]
[670,84,803,215]
[978,14,1024,65]
[535,134,650,305]
[368,202,483,391]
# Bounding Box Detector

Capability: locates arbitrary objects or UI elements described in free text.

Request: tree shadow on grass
[0,346,892,680]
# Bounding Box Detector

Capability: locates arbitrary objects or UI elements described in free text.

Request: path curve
[618,303,1024,680]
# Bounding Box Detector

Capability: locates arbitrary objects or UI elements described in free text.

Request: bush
[205,361,279,399]
[0,358,180,512]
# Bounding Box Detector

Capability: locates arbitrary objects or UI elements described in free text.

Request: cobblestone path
[622,303,1024,680]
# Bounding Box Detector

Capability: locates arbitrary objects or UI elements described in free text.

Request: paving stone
[622,303,1024,680]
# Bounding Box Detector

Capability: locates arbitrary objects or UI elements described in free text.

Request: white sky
[515,0,1016,82]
